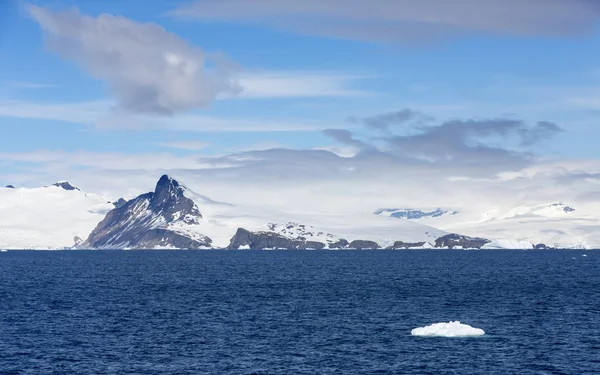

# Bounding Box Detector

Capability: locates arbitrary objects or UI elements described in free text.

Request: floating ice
[411,321,485,337]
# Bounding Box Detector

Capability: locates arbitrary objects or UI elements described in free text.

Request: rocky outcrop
[73,236,83,246]
[387,241,426,249]
[434,234,490,249]
[534,243,552,250]
[83,175,211,249]
[348,240,380,249]
[228,228,327,249]
[112,198,127,208]
[5,185,14,189]
[52,181,80,191]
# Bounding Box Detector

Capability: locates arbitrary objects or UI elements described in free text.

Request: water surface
[0,250,598,374]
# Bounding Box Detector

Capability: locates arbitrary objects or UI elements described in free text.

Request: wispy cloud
[170,0,600,42]
[8,82,57,90]
[348,109,432,132]
[0,99,329,132]
[232,71,374,99]
[157,141,210,150]
[0,99,109,125]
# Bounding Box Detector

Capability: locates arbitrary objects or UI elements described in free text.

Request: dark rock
[52,181,80,191]
[302,241,326,250]
[5,185,14,189]
[434,234,490,249]
[73,236,83,246]
[348,240,380,249]
[113,198,127,208]
[83,175,211,249]
[534,243,552,250]
[227,228,326,250]
[150,175,202,224]
[387,241,426,249]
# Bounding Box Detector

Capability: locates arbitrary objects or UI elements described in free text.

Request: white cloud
[0,99,329,132]
[29,5,241,116]
[3,147,599,216]
[0,100,109,125]
[170,0,600,42]
[157,141,210,150]
[566,97,600,110]
[233,71,373,99]
[8,82,56,90]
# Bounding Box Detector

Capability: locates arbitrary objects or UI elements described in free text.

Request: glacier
[0,183,114,249]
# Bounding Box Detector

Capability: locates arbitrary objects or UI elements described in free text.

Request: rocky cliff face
[228,228,328,249]
[348,240,380,249]
[434,234,490,249]
[227,227,418,250]
[83,175,211,249]
[52,181,80,191]
[386,241,427,249]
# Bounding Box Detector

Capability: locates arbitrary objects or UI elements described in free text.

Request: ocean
[0,250,598,374]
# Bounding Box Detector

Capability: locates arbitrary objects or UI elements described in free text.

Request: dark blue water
[0,250,599,374]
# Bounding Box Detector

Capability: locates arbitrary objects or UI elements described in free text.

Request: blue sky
[1,0,600,199]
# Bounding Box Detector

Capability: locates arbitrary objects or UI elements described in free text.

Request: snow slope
[0,184,114,249]
[174,188,447,248]
[381,201,600,249]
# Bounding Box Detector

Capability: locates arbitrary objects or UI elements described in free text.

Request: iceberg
[411,321,485,337]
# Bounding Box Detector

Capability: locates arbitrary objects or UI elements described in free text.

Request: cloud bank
[171,0,600,42]
[0,109,579,216]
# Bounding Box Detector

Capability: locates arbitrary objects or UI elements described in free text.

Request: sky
[1,0,600,213]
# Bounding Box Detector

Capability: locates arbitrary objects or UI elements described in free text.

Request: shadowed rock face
[83,175,211,249]
[434,234,490,249]
[52,182,80,191]
[228,228,327,250]
[534,243,552,249]
[149,175,202,224]
[5,185,14,189]
[113,198,127,208]
[387,241,426,249]
[348,240,380,249]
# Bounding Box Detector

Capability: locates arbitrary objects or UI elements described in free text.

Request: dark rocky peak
[149,175,201,224]
[52,181,80,191]
[151,175,185,209]
[113,198,127,208]
[5,185,14,189]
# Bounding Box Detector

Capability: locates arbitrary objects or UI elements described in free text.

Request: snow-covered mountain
[378,201,599,249]
[0,182,114,249]
[81,175,449,250]
[457,202,597,249]
[83,175,214,249]
[3,175,598,250]
[375,208,458,220]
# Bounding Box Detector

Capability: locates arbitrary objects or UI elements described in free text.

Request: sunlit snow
[411,321,485,337]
